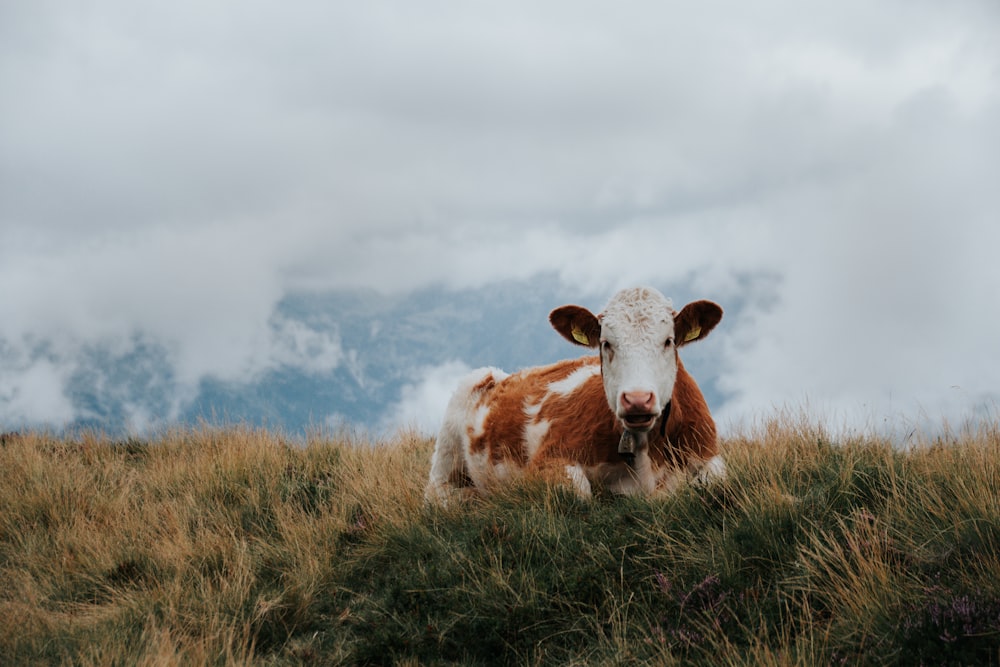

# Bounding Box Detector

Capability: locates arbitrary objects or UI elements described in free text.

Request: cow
[424,286,726,504]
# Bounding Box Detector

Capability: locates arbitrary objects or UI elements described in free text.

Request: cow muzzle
[619,391,659,432]
[618,398,671,462]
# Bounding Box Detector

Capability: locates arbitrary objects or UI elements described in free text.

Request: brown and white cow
[425,286,725,503]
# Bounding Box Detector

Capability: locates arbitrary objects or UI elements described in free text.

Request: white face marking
[598,287,679,432]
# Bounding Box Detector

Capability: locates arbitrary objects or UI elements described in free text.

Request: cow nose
[621,391,656,414]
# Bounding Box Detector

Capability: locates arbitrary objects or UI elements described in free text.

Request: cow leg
[424,420,469,505]
[425,367,506,505]
[563,464,593,498]
[690,455,727,486]
[527,458,594,498]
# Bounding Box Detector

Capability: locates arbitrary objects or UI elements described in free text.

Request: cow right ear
[674,300,723,346]
[549,305,601,348]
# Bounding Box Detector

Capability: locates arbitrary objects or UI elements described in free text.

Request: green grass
[1,416,999,665]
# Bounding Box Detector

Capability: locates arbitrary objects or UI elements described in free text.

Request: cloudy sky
[2,1,999,435]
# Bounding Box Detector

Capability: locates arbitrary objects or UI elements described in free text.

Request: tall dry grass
[0,427,427,664]
[0,415,998,665]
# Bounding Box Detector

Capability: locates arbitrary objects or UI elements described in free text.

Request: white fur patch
[523,417,551,460]
[547,363,600,396]
[564,464,593,498]
[692,455,727,486]
[491,461,517,483]
[470,403,490,439]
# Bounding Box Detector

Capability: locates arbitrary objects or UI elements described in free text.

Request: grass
[1,416,999,665]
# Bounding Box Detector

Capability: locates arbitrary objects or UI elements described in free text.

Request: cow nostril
[621,391,655,412]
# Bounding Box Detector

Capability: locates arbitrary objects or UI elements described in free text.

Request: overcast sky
[2,1,999,435]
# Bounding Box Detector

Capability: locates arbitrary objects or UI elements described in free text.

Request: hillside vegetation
[1,416,999,665]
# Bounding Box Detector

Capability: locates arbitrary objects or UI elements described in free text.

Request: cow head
[550,287,722,436]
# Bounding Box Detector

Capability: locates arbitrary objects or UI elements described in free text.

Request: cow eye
[601,340,614,360]
[665,337,674,349]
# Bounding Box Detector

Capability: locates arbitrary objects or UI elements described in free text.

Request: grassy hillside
[1,417,999,665]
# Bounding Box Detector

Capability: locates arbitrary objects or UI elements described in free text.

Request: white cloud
[265,318,343,376]
[387,360,473,435]
[0,358,76,427]
[1,0,998,431]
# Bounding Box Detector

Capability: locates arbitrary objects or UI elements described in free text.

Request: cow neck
[617,402,672,469]
[659,400,671,438]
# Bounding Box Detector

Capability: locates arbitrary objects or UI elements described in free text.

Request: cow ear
[549,305,601,348]
[674,300,723,346]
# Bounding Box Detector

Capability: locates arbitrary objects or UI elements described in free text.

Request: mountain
[181,278,588,433]
[56,277,733,436]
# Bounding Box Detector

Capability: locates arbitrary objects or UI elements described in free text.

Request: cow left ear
[674,300,723,346]
[549,305,601,348]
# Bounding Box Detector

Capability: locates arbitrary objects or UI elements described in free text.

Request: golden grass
[1,416,999,664]
[0,426,428,664]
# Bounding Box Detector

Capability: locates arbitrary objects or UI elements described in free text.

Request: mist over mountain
[35,278,732,437]
[4,1,997,441]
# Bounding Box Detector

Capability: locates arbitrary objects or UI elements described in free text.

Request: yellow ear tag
[684,326,701,343]
[571,328,590,345]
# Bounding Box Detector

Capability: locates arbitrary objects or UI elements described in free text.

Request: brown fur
[469,354,717,476]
